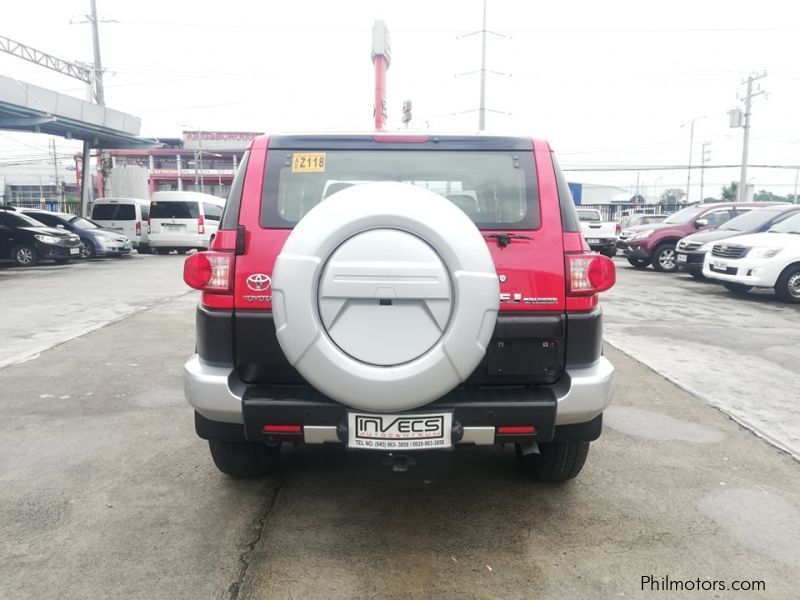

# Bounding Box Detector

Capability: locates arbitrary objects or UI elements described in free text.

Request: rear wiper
[484,233,533,248]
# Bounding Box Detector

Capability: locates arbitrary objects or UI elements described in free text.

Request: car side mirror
[695,218,709,228]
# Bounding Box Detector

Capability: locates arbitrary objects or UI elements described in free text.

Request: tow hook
[382,453,417,472]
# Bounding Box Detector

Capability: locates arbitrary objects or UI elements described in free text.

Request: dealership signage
[182,131,262,150]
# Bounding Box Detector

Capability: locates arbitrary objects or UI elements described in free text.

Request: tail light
[146,214,151,235]
[567,254,616,296]
[135,221,142,236]
[198,214,205,235]
[615,223,621,235]
[183,251,234,293]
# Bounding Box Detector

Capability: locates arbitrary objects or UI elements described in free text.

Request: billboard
[182,131,262,151]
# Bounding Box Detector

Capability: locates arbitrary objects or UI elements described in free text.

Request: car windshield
[70,217,99,230]
[662,206,705,225]
[2,211,48,228]
[768,213,800,234]
[262,149,539,230]
[576,210,601,222]
[720,209,782,232]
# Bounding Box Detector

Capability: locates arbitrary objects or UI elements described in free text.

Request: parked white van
[91,197,152,253]
[147,191,225,254]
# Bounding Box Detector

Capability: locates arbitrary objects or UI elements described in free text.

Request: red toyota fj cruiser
[183,133,616,481]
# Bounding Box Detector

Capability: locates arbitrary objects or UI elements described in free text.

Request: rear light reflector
[615,223,621,235]
[567,254,616,296]
[183,251,234,293]
[198,214,205,235]
[135,221,141,236]
[263,425,302,433]
[497,426,536,435]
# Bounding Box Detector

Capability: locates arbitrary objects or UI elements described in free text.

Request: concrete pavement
[1,259,799,599]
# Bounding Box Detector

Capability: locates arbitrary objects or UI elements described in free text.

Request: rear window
[576,210,601,222]
[262,150,539,230]
[150,201,200,219]
[92,204,136,221]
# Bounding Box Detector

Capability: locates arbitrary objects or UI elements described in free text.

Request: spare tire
[271,182,499,412]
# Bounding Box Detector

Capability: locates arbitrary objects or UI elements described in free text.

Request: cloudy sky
[1,0,799,199]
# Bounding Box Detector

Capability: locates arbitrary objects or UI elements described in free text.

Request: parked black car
[675,204,800,278]
[0,208,82,266]
[21,210,132,259]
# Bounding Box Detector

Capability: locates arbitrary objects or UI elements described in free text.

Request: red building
[106,131,262,199]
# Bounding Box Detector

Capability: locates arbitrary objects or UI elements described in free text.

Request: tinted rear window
[150,201,200,219]
[262,150,539,230]
[92,204,136,220]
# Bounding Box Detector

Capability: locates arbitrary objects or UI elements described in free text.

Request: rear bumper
[702,256,783,287]
[587,238,617,251]
[183,354,614,443]
[149,234,207,248]
[623,243,651,260]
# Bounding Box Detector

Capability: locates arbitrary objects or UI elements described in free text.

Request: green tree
[754,189,787,202]
[659,188,686,204]
[721,181,738,202]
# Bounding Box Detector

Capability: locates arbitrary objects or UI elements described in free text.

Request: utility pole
[88,0,105,105]
[50,139,59,188]
[371,21,391,130]
[793,168,799,204]
[737,71,767,202]
[699,142,711,202]
[478,0,487,131]
[682,115,706,204]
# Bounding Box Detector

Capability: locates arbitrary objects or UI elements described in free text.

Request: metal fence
[4,199,81,215]
[578,203,685,222]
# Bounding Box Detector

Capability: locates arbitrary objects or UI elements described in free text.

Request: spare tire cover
[271,181,499,412]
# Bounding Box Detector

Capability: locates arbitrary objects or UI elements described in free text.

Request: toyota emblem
[246,273,271,291]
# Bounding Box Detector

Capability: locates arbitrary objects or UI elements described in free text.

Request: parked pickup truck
[577,209,619,257]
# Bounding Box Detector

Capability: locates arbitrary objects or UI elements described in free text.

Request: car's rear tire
[208,440,281,477]
[516,440,590,482]
[775,265,800,304]
[723,282,752,294]
[626,256,649,269]
[12,244,38,267]
[652,242,678,272]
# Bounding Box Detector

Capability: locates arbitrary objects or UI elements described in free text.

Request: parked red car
[617,202,783,272]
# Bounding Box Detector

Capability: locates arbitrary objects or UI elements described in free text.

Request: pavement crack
[227,479,283,600]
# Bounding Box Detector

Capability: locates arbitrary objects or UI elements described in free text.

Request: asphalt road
[603,257,800,459]
[1,257,799,599]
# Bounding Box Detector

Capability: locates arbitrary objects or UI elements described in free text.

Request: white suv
[703,211,800,303]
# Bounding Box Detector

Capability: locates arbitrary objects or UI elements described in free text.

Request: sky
[1,0,799,200]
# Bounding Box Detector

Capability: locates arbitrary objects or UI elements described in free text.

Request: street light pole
[682,116,706,204]
[699,142,711,202]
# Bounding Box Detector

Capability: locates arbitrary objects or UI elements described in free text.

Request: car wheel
[775,265,800,304]
[652,243,678,272]
[626,256,649,269]
[272,181,499,413]
[516,441,590,482]
[208,440,280,477]
[12,244,38,267]
[723,282,752,294]
[81,241,96,259]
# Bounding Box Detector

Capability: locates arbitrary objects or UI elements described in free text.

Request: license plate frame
[69,247,80,255]
[712,261,727,271]
[677,254,687,263]
[347,411,453,451]
[586,238,600,244]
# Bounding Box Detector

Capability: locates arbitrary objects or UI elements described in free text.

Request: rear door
[92,202,138,241]
[234,135,566,312]
[149,200,200,239]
